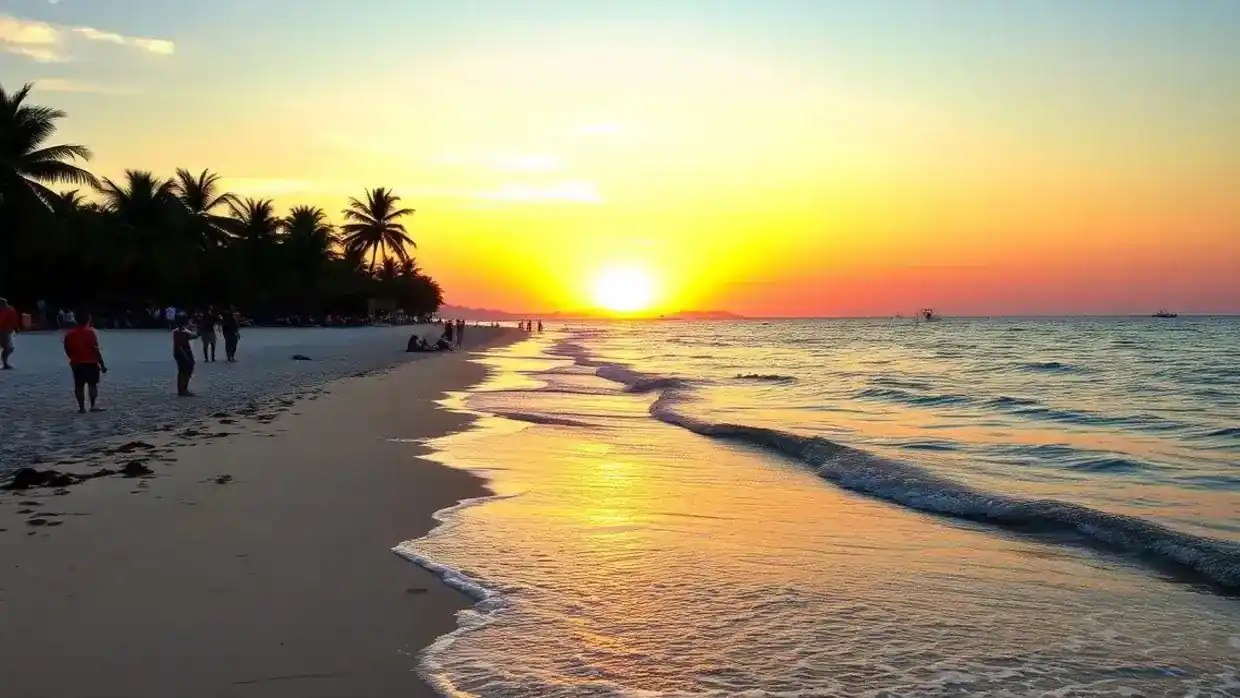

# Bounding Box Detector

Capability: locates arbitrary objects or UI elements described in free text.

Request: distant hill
[437,305,523,321]
[438,305,743,321]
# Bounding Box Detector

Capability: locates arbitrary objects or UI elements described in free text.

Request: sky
[2,0,1238,316]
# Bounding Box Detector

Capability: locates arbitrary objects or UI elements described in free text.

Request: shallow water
[401,319,1240,697]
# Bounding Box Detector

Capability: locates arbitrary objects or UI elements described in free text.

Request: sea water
[398,318,1240,697]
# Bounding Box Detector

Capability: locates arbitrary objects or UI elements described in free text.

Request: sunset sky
[3,0,1238,316]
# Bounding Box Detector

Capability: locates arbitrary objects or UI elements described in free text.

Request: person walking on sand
[173,315,198,397]
[0,297,18,369]
[63,312,107,413]
[199,307,219,362]
[164,304,178,330]
[221,307,241,362]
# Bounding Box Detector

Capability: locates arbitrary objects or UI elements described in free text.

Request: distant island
[439,305,744,321]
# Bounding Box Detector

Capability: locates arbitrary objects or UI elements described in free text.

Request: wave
[1064,457,1155,473]
[734,373,798,383]
[490,410,599,428]
[1021,361,1081,373]
[986,395,1040,408]
[856,387,973,407]
[583,354,1240,591]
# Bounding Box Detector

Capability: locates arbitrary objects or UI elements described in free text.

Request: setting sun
[592,266,656,313]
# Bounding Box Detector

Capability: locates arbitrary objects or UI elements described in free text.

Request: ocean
[399,318,1240,697]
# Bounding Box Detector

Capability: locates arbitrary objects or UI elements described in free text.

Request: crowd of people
[0,300,545,413]
[0,297,249,410]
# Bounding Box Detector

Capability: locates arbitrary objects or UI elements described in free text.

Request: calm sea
[400,318,1240,697]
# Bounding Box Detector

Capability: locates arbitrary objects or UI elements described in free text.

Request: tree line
[0,82,443,322]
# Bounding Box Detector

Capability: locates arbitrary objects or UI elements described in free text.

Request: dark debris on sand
[120,461,154,478]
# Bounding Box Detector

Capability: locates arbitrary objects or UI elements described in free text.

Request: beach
[0,326,519,698]
[0,325,472,471]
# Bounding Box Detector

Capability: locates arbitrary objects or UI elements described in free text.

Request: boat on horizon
[917,308,942,322]
[1152,309,1178,318]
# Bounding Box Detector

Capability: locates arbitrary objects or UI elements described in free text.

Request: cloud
[0,14,175,63]
[33,77,137,94]
[474,180,603,204]
[575,123,624,137]
[434,152,565,173]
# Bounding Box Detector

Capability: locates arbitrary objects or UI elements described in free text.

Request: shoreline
[0,327,522,698]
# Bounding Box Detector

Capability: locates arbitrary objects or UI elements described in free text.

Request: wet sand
[0,327,521,698]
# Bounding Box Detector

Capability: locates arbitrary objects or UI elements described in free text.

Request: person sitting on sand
[173,315,198,397]
[435,335,455,352]
[0,296,18,370]
[63,312,107,413]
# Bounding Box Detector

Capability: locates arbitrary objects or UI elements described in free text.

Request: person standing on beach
[63,313,107,413]
[0,297,19,369]
[443,319,455,347]
[164,304,178,330]
[456,319,465,347]
[221,308,241,362]
[173,316,198,396]
[199,307,219,362]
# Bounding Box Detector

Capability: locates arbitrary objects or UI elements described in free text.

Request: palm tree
[398,258,421,279]
[0,83,99,211]
[172,168,238,249]
[377,256,399,284]
[283,205,339,259]
[228,197,282,245]
[94,170,184,293]
[340,187,416,274]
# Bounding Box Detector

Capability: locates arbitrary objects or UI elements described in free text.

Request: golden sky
[3,1,1238,315]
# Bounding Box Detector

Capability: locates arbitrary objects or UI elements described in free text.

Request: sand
[0,324,465,470]
[0,327,521,698]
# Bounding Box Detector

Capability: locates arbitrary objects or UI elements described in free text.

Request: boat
[917,308,941,322]
[1152,310,1178,318]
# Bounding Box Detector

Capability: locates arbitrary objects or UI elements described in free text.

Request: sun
[593,266,656,313]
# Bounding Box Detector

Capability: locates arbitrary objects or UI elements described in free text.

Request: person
[443,319,455,347]
[199,307,219,362]
[221,307,241,362]
[164,304,178,330]
[173,315,198,396]
[538,320,544,333]
[0,297,18,369]
[63,312,107,413]
[456,318,465,347]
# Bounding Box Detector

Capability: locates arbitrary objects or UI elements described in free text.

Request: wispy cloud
[434,152,566,174]
[0,14,175,63]
[33,77,137,95]
[474,180,603,204]
[574,123,624,137]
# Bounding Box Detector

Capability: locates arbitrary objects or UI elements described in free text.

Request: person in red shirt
[63,313,108,413]
[0,297,18,370]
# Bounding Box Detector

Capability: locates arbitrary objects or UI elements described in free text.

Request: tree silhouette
[0,83,98,210]
[340,187,416,274]
[0,82,446,322]
[172,168,238,250]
